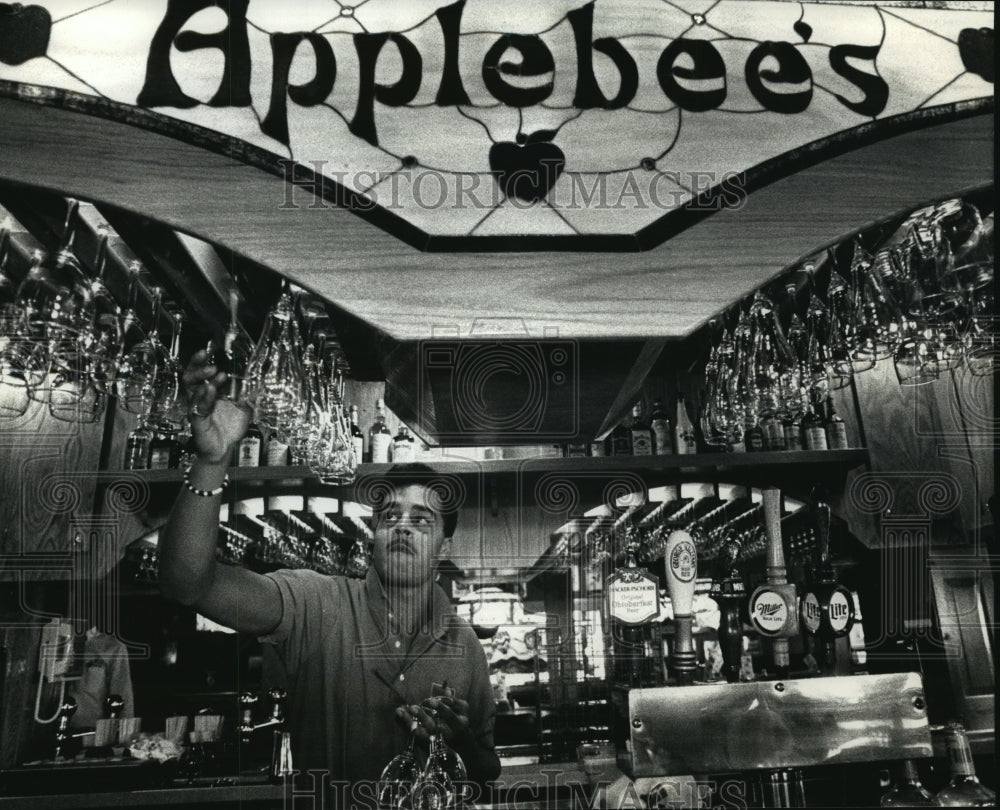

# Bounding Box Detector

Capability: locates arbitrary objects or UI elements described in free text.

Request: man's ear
[438,537,453,560]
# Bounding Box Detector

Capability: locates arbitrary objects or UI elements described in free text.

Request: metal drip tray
[620,672,931,776]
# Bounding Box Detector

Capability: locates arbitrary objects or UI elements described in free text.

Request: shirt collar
[364,567,456,641]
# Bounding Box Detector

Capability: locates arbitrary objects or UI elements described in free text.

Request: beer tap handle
[268,688,286,724]
[812,487,831,568]
[55,698,77,760]
[762,488,786,579]
[664,530,698,684]
[716,539,745,683]
[105,694,125,720]
[238,692,258,745]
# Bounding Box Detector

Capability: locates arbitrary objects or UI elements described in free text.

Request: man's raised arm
[157,351,282,637]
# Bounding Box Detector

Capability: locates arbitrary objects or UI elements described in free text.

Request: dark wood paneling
[0,399,103,581]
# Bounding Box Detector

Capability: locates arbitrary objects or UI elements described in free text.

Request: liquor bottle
[802,397,828,451]
[349,405,364,464]
[610,412,632,456]
[237,422,263,467]
[393,425,415,462]
[674,394,697,455]
[762,411,785,451]
[369,399,392,464]
[124,421,152,470]
[629,402,653,456]
[824,393,850,449]
[880,760,940,807]
[264,430,291,466]
[743,410,765,452]
[649,397,671,455]
[936,723,995,806]
[148,432,176,471]
[783,412,803,452]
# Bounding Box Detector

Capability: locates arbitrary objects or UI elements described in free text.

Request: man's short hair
[378,462,460,538]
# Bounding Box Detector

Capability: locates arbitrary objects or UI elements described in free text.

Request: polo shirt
[259,567,496,784]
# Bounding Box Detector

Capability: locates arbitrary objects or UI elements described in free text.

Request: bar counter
[0,761,593,810]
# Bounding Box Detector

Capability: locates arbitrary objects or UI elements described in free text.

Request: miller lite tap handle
[762,488,786,582]
[664,530,697,616]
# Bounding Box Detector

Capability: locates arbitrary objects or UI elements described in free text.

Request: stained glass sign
[0,1,992,247]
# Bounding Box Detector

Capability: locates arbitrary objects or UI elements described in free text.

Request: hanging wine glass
[19,200,93,346]
[243,289,306,440]
[82,225,124,397]
[110,260,149,406]
[147,309,187,433]
[116,286,171,417]
[821,266,862,384]
[699,323,730,450]
[377,733,422,810]
[48,226,123,424]
[842,240,881,372]
[0,229,33,419]
[894,320,939,387]
[206,288,254,403]
[943,202,992,296]
[19,204,96,408]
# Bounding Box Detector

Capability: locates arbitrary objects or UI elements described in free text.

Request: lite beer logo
[750,589,788,636]
[827,589,853,635]
[802,592,822,635]
[0,1,993,243]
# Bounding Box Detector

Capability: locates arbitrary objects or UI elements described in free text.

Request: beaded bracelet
[182,465,229,497]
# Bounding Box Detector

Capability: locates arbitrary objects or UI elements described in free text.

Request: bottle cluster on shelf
[561,388,852,461]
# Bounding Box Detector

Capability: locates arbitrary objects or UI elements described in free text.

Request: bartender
[157,351,501,790]
[66,624,135,730]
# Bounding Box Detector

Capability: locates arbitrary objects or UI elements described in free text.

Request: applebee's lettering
[136,0,892,151]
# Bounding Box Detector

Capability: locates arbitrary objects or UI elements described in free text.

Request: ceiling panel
[0,98,992,339]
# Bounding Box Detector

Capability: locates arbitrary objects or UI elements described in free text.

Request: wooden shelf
[97,450,869,507]
[109,449,866,481]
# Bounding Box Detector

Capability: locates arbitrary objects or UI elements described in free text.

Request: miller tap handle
[762,488,786,582]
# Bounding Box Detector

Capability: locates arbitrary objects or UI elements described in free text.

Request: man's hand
[183,349,251,465]
[395,697,473,747]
